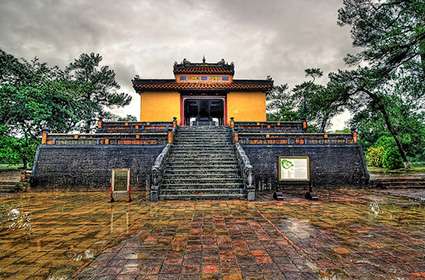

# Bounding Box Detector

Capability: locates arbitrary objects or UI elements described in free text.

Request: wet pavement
[0,189,425,279]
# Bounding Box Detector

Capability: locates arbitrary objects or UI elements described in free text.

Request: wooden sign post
[110,168,132,202]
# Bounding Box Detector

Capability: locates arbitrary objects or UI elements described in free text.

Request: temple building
[132,58,273,126]
[31,58,369,201]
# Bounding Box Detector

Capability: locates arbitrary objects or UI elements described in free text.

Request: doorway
[183,98,225,126]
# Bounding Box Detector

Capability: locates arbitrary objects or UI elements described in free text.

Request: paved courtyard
[0,189,425,279]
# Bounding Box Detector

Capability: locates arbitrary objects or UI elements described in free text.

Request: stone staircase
[0,170,22,194]
[160,126,245,200]
[0,181,20,193]
[371,173,425,189]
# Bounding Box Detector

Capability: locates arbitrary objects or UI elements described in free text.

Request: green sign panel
[278,156,310,181]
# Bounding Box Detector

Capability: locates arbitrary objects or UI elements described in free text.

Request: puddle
[0,192,142,279]
[0,189,424,279]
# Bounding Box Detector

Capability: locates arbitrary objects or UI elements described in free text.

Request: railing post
[230,117,235,129]
[172,117,177,128]
[168,130,174,144]
[41,128,49,145]
[246,167,255,201]
[97,116,103,129]
[150,168,160,201]
[303,119,308,131]
[353,129,358,144]
[233,131,239,144]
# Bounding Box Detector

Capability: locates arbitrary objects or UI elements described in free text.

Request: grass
[0,163,24,171]
[368,164,425,174]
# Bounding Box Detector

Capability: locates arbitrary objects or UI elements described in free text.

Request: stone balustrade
[97,121,173,133]
[42,131,170,145]
[232,120,307,133]
[233,132,357,145]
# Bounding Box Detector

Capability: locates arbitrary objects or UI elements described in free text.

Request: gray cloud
[0,0,354,129]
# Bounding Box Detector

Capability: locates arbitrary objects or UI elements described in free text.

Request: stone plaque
[278,156,310,181]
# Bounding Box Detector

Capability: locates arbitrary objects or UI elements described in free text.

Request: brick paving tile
[2,190,425,279]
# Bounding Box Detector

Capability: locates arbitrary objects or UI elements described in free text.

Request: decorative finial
[202,56,206,63]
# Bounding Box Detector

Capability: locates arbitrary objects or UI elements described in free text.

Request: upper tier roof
[173,58,235,75]
[132,58,274,93]
[132,79,273,92]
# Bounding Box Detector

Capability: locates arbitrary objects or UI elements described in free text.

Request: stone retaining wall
[31,145,165,189]
[242,144,369,187]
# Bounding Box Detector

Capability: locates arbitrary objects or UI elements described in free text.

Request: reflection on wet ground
[0,189,424,279]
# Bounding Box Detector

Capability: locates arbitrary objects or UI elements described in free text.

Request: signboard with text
[278,156,310,182]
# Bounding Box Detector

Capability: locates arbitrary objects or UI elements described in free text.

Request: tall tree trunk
[378,104,411,168]
[319,115,329,133]
[363,89,410,168]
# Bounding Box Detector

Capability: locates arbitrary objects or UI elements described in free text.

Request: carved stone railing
[236,132,357,145]
[234,121,307,133]
[42,131,169,145]
[97,121,173,133]
[150,144,172,201]
[234,143,255,201]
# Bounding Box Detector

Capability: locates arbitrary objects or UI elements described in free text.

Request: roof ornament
[202,56,206,63]
[182,58,190,65]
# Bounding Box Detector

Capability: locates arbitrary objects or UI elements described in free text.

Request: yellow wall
[227,91,266,122]
[140,91,180,122]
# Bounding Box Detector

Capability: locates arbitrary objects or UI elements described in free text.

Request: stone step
[160,188,243,195]
[0,182,19,193]
[167,164,239,169]
[163,177,243,183]
[160,193,245,200]
[173,143,233,149]
[372,180,425,188]
[167,159,237,164]
[169,153,236,157]
[162,182,244,188]
[171,150,234,153]
[175,134,230,137]
[174,140,229,143]
[174,142,230,145]
[163,173,240,179]
[0,181,18,185]
[172,145,234,153]
[165,168,240,174]
[170,157,235,161]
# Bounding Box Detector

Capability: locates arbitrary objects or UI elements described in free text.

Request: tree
[292,68,345,132]
[66,53,132,132]
[266,84,300,121]
[329,0,425,167]
[267,69,345,132]
[103,112,138,122]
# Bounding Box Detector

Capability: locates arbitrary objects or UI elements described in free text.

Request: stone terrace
[0,190,425,279]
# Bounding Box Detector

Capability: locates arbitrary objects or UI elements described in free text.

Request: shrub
[382,146,404,170]
[366,146,384,167]
[368,135,404,170]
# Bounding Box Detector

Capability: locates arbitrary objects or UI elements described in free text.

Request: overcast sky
[0,0,354,129]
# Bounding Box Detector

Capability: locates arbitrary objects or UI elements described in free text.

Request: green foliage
[66,53,132,132]
[366,146,384,168]
[266,84,300,121]
[367,136,404,170]
[382,147,404,170]
[103,112,137,122]
[267,69,344,132]
[0,49,132,167]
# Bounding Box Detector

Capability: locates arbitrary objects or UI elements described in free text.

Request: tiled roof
[173,59,235,75]
[132,79,274,92]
